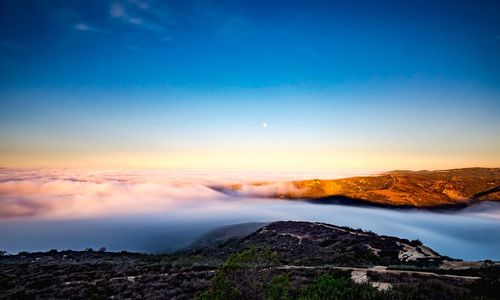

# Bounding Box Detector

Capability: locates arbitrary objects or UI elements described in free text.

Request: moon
[262,122,268,128]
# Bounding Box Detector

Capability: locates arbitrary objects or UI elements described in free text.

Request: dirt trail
[277,265,480,280]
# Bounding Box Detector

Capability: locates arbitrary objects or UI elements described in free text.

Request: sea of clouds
[0,168,371,219]
[1,168,499,259]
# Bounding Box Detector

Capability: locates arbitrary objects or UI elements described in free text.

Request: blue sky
[0,0,499,169]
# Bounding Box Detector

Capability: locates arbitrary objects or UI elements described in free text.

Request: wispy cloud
[110,2,126,18]
[109,1,174,34]
[74,23,91,31]
[128,0,150,10]
[74,23,109,34]
[110,2,143,25]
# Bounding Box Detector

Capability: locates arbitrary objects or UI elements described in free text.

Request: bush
[383,280,466,300]
[267,274,292,300]
[89,293,107,300]
[298,275,379,300]
[198,249,383,300]
[197,247,279,300]
[11,289,33,300]
[0,276,10,289]
[468,269,500,299]
[410,239,423,246]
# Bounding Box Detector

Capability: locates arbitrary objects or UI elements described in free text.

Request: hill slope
[188,221,452,268]
[212,168,500,208]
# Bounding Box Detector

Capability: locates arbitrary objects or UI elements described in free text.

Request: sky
[1,0,499,170]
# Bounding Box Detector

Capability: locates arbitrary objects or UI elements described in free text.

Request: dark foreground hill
[1,221,498,299]
[212,168,500,208]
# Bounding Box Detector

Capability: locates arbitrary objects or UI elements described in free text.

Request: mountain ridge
[211,167,500,208]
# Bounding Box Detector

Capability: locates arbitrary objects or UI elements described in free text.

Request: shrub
[197,247,279,300]
[0,276,10,289]
[298,275,378,300]
[410,239,423,246]
[267,274,292,300]
[468,269,500,299]
[11,289,32,300]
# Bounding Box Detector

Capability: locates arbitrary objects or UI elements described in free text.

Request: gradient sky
[0,0,499,170]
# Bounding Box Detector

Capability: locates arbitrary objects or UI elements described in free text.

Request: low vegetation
[197,248,499,300]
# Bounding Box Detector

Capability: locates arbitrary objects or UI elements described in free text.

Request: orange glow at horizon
[1,147,498,171]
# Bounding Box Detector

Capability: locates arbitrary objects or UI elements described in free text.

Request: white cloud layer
[0,169,226,219]
[0,168,346,219]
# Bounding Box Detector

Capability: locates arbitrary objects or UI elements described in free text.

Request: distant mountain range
[211,168,500,208]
